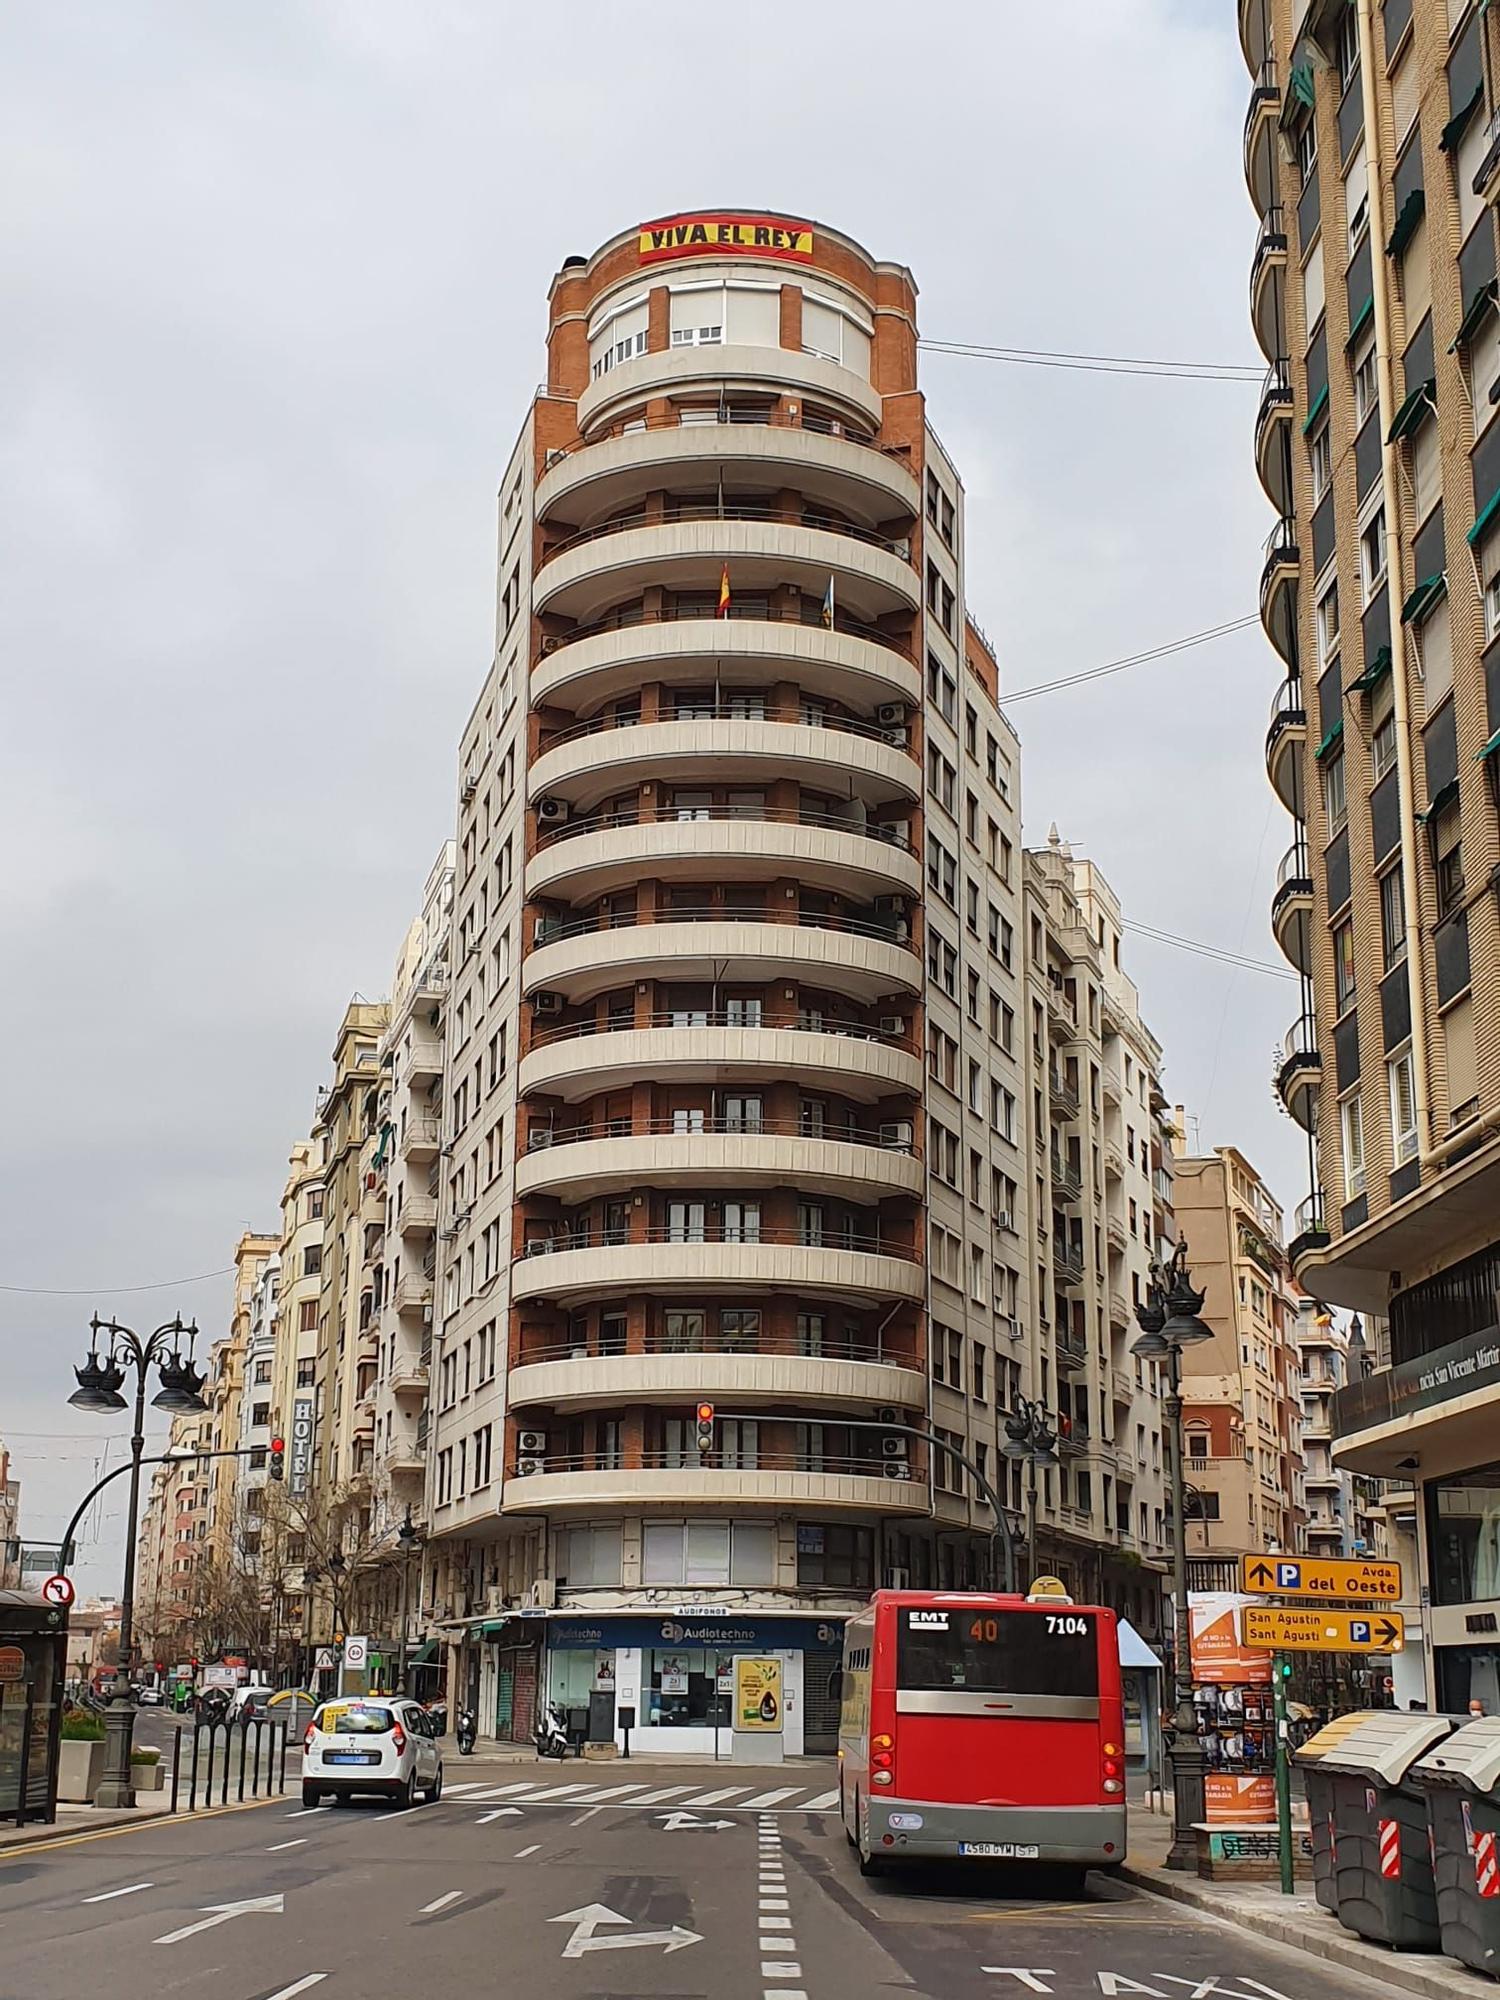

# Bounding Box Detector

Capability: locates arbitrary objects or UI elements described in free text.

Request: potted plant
[57,1708,107,1802]
[130,1746,164,1792]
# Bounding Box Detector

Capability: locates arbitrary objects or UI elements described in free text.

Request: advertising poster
[659,1654,689,1695]
[1189,1593,1272,1685]
[735,1655,783,1732]
[1205,1772,1276,1824]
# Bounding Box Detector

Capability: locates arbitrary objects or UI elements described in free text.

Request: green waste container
[1413,1716,1500,1974]
[1317,1713,1452,1948]
[1294,1710,1382,1913]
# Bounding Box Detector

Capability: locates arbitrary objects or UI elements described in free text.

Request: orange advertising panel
[1205,1773,1276,1824]
[1189,1593,1273,1685]
[639,214,814,264]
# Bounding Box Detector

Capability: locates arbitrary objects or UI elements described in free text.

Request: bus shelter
[0,1591,68,1826]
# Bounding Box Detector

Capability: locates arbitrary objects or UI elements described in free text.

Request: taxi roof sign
[1026,1576,1073,1602]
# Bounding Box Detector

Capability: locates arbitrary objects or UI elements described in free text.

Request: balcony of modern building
[1245,55,1281,211]
[1255,358,1294,513]
[398,1114,442,1163]
[1238,0,1271,79]
[1050,1143,1083,1203]
[406,1033,444,1086]
[1273,1015,1321,1131]
[396,1189,437,1241]
[1047,1064,1082,1122]
[1051,1231,1086,1288]
[573,336,886,441]
[1250,206,1289,363]
[1271,837,1314,974]
[1259,515,1299,664]
[393,1266,435,1317]
[1287,1191,1330,1270]
[1265,675,1307,815]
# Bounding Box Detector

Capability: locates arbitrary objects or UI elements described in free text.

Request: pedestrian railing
[169,1717,292,1814]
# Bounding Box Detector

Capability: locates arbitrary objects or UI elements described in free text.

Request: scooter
[533,1701,570,1761]
[455,1707,477,1756]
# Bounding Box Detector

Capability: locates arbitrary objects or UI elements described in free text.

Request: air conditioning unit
[527,1127,554,1150]
[883,726,908,748]
[878,1120,914,1150]
[544,447,567,470]
[889,918,911,944]
[881,1436,908,1459]
[526,1577,557,1610]
[537,797,569,823]
[517,1429,549,1454]
[483,1585,509,1614]
[541,635,563,654]
[461,772,478,802]
[515,1457,544,1477]
[883,1462,911,1482]
[883,1566,911,1589]
[873,894,907,915]
[876,702,906,727]
[873,1406,898,1424]
[533,991,564,1015]
[878,1015,904,1036]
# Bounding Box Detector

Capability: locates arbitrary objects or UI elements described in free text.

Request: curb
[0,1791,291,1860]
[1119,1865,1496,2000]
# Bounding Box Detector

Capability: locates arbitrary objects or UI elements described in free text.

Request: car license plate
[959,1841,1040,1858]
[328,1752,375,1764]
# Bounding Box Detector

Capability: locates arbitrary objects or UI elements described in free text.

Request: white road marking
[155,1894,285,1945]
[628,1783,700,1805]
[680,1785,751,1806]
[658,1811,734,1830]
[740,1787,801,1809]
[760,1916,794,1929]
[551,1902,701,1958]
[515,1843,540,1857]
[571,1806,604,1824]
[264,1980,327,2000]
[764,1991,807,2000]
[981,1976,1056,1994]
[572,1782,648,1802]
[267,1839,308,1852]
[420,1891,464,1913]
[83,1882,153,1903]
[760,1900,790,1912]
[441,1781,487,1794]
[762,1938,798,1954]
[285,1806,330,1818]
[802,1789,839,1810]
[524,1781,594,1801]
[476,1808,524,1823]
[466,1781,543,1799]
[761,1961,802,1979]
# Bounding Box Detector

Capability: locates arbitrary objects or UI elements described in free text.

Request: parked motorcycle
[455,1706,477,1755]
[533,1701,570,1761]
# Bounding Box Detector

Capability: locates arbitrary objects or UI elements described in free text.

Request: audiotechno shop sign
[638,213,815,264]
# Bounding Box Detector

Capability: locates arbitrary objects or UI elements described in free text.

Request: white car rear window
[314,1702,395,1736]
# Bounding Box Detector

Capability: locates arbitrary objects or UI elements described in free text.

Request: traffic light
[269,1436,286,1482]
[1278,1659,1294,1680]
[695,1403,715,1457]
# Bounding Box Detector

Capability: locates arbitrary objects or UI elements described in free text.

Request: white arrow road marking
[155,1893,285,1945]
[476,1808,525,1823]
[265,1980,327,2000]
[1096,1980,1167,1998]
[83,1882,153,1903]
[420,1891,465,1914]
[658,1811,735,1830]
[981,1975,1056,1993]
[549,1902,702,1958]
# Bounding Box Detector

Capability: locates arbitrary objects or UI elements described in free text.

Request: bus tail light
[1103,1779,1124,1795]
[873,1770,894,1786]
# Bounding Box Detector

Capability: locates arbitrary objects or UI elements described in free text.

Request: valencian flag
[821,576,835,629]
[717,564,732,618]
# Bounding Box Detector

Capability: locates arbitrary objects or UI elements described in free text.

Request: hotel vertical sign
[290,1393,316,1496]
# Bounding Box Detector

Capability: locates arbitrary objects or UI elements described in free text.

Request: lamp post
[396,1505,422,1694]
[1002,1398,1059,1585]
[68,1315,208,1809]
[1132,1240,1215,1871]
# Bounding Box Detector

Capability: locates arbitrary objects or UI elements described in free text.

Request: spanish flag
[717,563,731,618]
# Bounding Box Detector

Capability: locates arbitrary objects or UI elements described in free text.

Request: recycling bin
[1294,1710,1380,1912]
[1316,1713,1452,1948]
[1413,1716,1500,1975]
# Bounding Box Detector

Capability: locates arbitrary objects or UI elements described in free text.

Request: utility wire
[1124,919,1295,981]
[0,1267,232,1297]
[919,337,1262,383]
[999,615,1259,703]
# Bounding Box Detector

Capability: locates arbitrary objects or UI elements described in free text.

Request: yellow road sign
[1240,1554,1402,1600]
[1243,1606,1405,1653]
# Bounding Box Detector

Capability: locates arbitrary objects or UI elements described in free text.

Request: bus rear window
[896,1608,1099,1696]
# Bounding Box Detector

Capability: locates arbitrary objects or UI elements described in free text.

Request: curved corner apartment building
[425,212,1161,1753]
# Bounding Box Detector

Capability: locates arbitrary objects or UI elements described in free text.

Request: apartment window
[1336,8,1358,87]
[967,967,981,1022]
[307,1188,325,1220]
[1296,115,1317,189]
[1344,136,1369,252]
[1324,748,1347,832]
[1371,707,1397,782]
[1359,507,1387,604]
[1435,801,1465,918]
[1380,862,1407,969]
[1309,423,1332,502]
[296,1359,315,1387]
[298,1300,318,1333]
[303,1246,322,1278]
[1334,919,1356,1013]
[1388,1049,1418,1164]
[1341,1092,1366,1197]
[1316,581,1340,666]
[1353,332,1377,424]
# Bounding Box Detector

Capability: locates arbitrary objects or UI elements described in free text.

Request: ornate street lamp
[1002,1398,1059,1584]
[396,1505,422,1694]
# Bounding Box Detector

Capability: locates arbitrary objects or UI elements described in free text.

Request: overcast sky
[0,0,1303,1599]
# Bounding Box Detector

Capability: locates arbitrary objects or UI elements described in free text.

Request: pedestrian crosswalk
[444,1776,840,1815]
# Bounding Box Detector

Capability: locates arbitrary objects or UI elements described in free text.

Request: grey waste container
[1294,1710,1381,1912]
[1413,1716,1500,1975]
[1317,1713,1452,1948]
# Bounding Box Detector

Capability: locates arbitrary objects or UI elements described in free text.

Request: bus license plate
[959,1841,1039,1858]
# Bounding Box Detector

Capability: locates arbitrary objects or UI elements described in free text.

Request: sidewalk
[0,1781,293,1857]
[1121,1809,1499,2000]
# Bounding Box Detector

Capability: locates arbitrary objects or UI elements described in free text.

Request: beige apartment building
[0,1440,20,1589]
[1241,0,1500,1707]
[205,1230,279,1568]
[1172,1143,1305,1557]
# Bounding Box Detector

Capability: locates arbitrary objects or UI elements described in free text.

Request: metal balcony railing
[525,1007,912,1053]
[537,598,915,665]
[537,697,912,755]
[534,800,916,855]
[520,1221,917,1262]
[532,903,917,951]
[525,1112,915,1153]
[540,501,914,569]
[514,1326,903,1369]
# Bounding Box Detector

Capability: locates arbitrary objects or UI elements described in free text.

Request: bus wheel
[857,1841,885,1877]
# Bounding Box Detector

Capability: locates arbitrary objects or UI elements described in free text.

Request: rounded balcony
[1265,677,1307,815]
[511,1232,924,1308]
[1271,840,1314,974]
[500,1457,929,1517]
[536,414,920,536]
[575,341,884,437]
[507,1342,926,1416]
[516,1119,923,1205]
[1255,363,1294,513]
[1288,1192,1331,1268]
[1274,1015,1321,1131]
[1250,207,1288,364]
[1238,0,1269,77]
[1244,60,1280,212]
[1259,519,1299,665]
[533,515,920,627]
[527,805,922,905]
[524,909,923,1004]
[532,610,919,716]
[530,712,919,811]
[519,1018,923,1104]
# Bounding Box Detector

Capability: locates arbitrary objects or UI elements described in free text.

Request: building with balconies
[1239,0,1500,1711]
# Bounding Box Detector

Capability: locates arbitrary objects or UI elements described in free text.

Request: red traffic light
[270,1436,285,1453]
[268,1436,287,1481]
[695,1403,714,1423]
[695,1402,715,1456]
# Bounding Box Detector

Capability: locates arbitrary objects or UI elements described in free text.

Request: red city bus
[838,1579,1126,1874]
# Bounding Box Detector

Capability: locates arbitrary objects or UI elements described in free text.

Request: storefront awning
[409,1639,440,1666]
[1117,1618,1164,1671]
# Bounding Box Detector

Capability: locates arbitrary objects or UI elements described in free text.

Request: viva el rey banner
[1189,1593,1272,1686]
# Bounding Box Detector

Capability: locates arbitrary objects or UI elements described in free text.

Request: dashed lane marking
[82,1882,153,1903]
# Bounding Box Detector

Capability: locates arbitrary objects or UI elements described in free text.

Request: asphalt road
[0,1763,1413,2000]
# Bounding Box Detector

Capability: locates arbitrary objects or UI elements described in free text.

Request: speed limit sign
[342,1634,368,1670]
[40,1574,74,1609]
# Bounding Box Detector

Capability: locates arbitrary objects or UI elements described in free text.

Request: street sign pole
[1273,1656,1293,1898]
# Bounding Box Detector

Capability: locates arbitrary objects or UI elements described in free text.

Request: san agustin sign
[639,214,814,263]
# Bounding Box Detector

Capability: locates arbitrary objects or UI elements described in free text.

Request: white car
[302,1695,443,1808]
